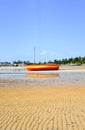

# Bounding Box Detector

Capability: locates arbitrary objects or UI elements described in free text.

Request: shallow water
[0,71,85,86]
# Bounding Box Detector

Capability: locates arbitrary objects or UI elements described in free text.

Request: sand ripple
[0,86,85,130]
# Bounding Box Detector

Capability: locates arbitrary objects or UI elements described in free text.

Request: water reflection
[26,73,59,78]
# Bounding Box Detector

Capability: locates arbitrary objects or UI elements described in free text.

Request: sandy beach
[0,65,85,130]
[0,85,85,130]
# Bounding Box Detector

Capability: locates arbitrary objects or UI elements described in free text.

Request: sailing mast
[34,47,35,64]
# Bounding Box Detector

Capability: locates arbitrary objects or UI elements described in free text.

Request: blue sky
[0,0,85,63]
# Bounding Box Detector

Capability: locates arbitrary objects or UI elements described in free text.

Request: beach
[0,65,85,130]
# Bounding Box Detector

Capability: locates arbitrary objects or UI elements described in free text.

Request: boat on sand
[26,48,59,71]
[26,64,59,71]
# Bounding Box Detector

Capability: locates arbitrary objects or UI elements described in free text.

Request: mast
[34,47,35,64]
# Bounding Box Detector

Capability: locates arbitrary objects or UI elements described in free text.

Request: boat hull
[26,64,59,71]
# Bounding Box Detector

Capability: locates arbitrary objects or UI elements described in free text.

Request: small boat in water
[26,64,59,71]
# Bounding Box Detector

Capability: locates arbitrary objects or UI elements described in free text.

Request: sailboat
[26,48,59,71]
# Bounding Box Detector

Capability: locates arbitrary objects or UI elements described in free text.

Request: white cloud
[40,50,48,56]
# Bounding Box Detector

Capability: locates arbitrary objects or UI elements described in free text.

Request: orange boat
[26,64,59,71]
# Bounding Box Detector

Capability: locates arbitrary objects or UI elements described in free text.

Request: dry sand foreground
[0,86,85,130]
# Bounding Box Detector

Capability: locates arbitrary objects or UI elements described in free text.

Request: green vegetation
[1,56,85,66]
[13,60,30,65]
[53,56,85,65]
[12,56,85,65]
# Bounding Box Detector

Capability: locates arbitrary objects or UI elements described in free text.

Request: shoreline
[0,65,85,73]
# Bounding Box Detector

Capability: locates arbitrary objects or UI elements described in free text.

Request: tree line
[12,56,85,65]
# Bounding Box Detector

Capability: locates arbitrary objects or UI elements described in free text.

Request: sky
[0,0,85,63]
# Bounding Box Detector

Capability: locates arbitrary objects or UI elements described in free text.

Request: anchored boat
[26,48,59,71]
[26,64,59,71]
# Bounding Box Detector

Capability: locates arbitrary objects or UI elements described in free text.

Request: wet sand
[0,84,85,130]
